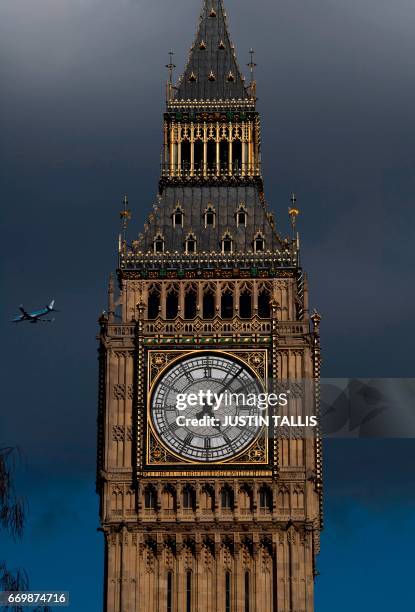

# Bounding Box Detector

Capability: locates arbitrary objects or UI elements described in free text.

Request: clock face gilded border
[145,349,269,467]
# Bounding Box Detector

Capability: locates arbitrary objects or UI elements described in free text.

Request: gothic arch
[200,484,214,512]
[162,484,176,511]
[239,283,253,319]
[220,484,234,509]
[182,484,196,510]
[292,485,304,509]
[111,485,123,514]
[278,485,290,510]
[203,282,216,319]
[153,233,165,254]
[184,232,197,254]
[147,283,161,320]
[171,203,184,228]
[253,230,265,252]
[184,282,198,319]
[221,283,234,319]
[166,284,179,320]
[259,484,273,511]
[258,283,271,318]
[143,484,157,509]
[235,203,248,227]
[238,484,253,511]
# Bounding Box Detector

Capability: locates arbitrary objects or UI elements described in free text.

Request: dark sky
[1,1,415,610]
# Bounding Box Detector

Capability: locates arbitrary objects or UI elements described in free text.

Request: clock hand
[214,368,244,401]
[195,401,214,420]
[195,368,244,426]
[194,399,222,432]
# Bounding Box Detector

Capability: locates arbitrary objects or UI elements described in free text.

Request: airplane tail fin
[48,299,55,311]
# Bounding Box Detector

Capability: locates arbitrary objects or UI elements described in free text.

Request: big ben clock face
[150,353,264,463]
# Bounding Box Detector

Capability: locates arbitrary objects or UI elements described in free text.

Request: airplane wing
[19,306,30,317]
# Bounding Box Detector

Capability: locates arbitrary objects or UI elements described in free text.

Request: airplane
[12,300,59,324]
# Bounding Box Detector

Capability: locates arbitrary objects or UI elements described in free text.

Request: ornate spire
[247,48,257,98]
[119,195,131,254]
[174,0,249,102]
[288,193,300,238]
[165,50,176,101]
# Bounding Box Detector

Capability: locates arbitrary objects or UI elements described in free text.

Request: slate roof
[174,0,249,102]
[137,185,282,254]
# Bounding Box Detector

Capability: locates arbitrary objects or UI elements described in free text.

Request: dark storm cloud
[1,0,414,478]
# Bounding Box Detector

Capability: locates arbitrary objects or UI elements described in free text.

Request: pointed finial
[166,49,176,84]
[247,48,257,96]
[288,193,300,237]
[120,195,132,251]
[165,49,176,101]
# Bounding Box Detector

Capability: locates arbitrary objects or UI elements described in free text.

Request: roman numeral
[184,433,194,445]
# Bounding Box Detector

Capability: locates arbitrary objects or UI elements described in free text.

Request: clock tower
[97,1,322,611]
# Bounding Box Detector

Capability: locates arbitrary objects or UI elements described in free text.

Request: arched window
[278,486,290,509]
[200,486,214,511]
[221,486,233,509]
[239,486,252,512]
[162,486,176,511]
[183,486,194,510]
[186,571,192,612]
[244,572,250,612]
[167,572,173,612]
[258,288,271,319]
[166,288,179,320]
[154,234,164,254]
[225,572,231,612]
[185,233,197,254]
[222,233,233,254]
[203,287,215,319]
[221,289,233,319]
[144,486,156,509]
[239,287,252,319]
[184,285,197,320]
[259,486,272,511]
[254,232,265,252]
[235,205,247,227]
[148,286,160,320]
[204,204,216,228]
[172,206,184,228]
